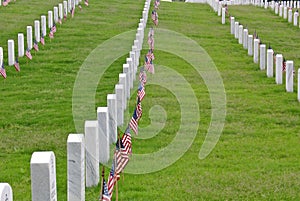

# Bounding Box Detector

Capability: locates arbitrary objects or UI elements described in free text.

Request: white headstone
[34,20,40,42]
[222,7,226,24]
[115,84,124,126]
[264,0,268,8]
[54,7,59,23]
[248,35,253,56]
[119,73,127,110]
[238,25,243,44]
[126,57,134,89]
[107,94,117,144]
[67,134,85,201]
[294,11,299,26]
[68,0,72,12]
[59,3,63,20]
[7,40,15,66]
[275,54,283,84]
[27,26,33,50]
[130,51,136,80]
[254,39,260,63]
[30,151,57,201]
[0,183,13,201]
[218,2,222,16]
[97,107,110,164]
[288,8,293,22]
[298,69,300,101]
[18,33,24,57]
[41,15,47,37]
[85,121,99,187]
[230,17,235,34]
[260,44,266,70]
[123,64,130,99]
[48,11,53,29]
[286,60,294,92]
[64,1,68,17]
[243,29,248,49]
[267,49,274,77]
[279,4,283,16]
[275,2,279,14]
[234,22,239,39]
[283,6,287,19]
[0,47,3,66]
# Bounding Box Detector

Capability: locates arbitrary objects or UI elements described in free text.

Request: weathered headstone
[234,22,239,39]
[275,54,283,84]
[294,11,299,26]
[259,44,266,70]
[286,60,293,92]
[267,49,274,77]
[27,26,33,50]
[248,35,253,56]
[230,16,235,34]
[107,94,117,144]
[97,107,110,164]
[243,29,248,49]
[18,33,24,57]
[115,84,124,126]
[34,20,40,42]
[7,40,15,66]
[41,15,47,37]
[85,121,99,187]
[238,25,243,44]
[222,7,226,24]
[67,134,85,201]
[30,151,57,201]
[288,8,293,22]
[0,183,13,201]
[48,11,53,29]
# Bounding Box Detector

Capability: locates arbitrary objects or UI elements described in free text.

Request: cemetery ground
[0,0,300,200]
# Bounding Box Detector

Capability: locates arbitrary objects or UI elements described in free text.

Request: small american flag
[33,40,39,51]
[41,35,45,45]
[129,109,138,135]
[49,30,54,39]
[101,179,111,201]
[145,61,155,74]
[71,7,75,18]
[64,13,67,20]
[78,4,82,10]
[14,59,20,72]
[107,162,119,196]
[0,63,7,79]
[3,0,8,6]
[282,59,286,72]
[136,99,142,121]
[84,0,89,6]
[115,139,129,174]
[139,67,147,86]
[137,84,145,102]
[52,23,57,33]
[58,17,62,25]
[122,127,132,155]
[25,48,32,60]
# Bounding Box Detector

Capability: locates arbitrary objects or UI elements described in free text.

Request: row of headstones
[260,0,300,9]
[0,0,80,67]
[228,16,300,101]
[271,1,300,27]
[0,0,151,200]
[208,0,300,101]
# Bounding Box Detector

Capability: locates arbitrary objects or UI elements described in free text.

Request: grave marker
[107,94,117,144]
[34,20,40,42]
[30,151,57,201]
[41,15,47,37]
[243,29,248,49]
[64,1,68,18]
[7,40,14,66]
[59,3,63,20]
[267,49,274,77]
[48,11,53,29]
[18,33,24,57]
[97,107,110,164]
[119,73,127,110]
[259,44,266,70]
[222,7,225,24]
[230,16,235,34]
[279,4,283,17]
[123,64,130,99]
[238,25,243,44]
[283,6,287,19]
[54,7,59,23]
[0,183,13,201]
[234,22,239,39]
[288,8,292,22]
[67,134,85,201]
[275,54,283,84]
[115,84,124,126]
[27,26,33,50]
[248,35,253,56]
[286,60,293,92]
[85,121,99,187]
[294,11,299,26]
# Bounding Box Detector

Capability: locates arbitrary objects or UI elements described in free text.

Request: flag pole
[99,165,105,201]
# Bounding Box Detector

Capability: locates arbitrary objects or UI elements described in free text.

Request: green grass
[0,1,300,200]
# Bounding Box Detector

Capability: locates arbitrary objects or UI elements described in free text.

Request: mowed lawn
[0,0,300,200]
